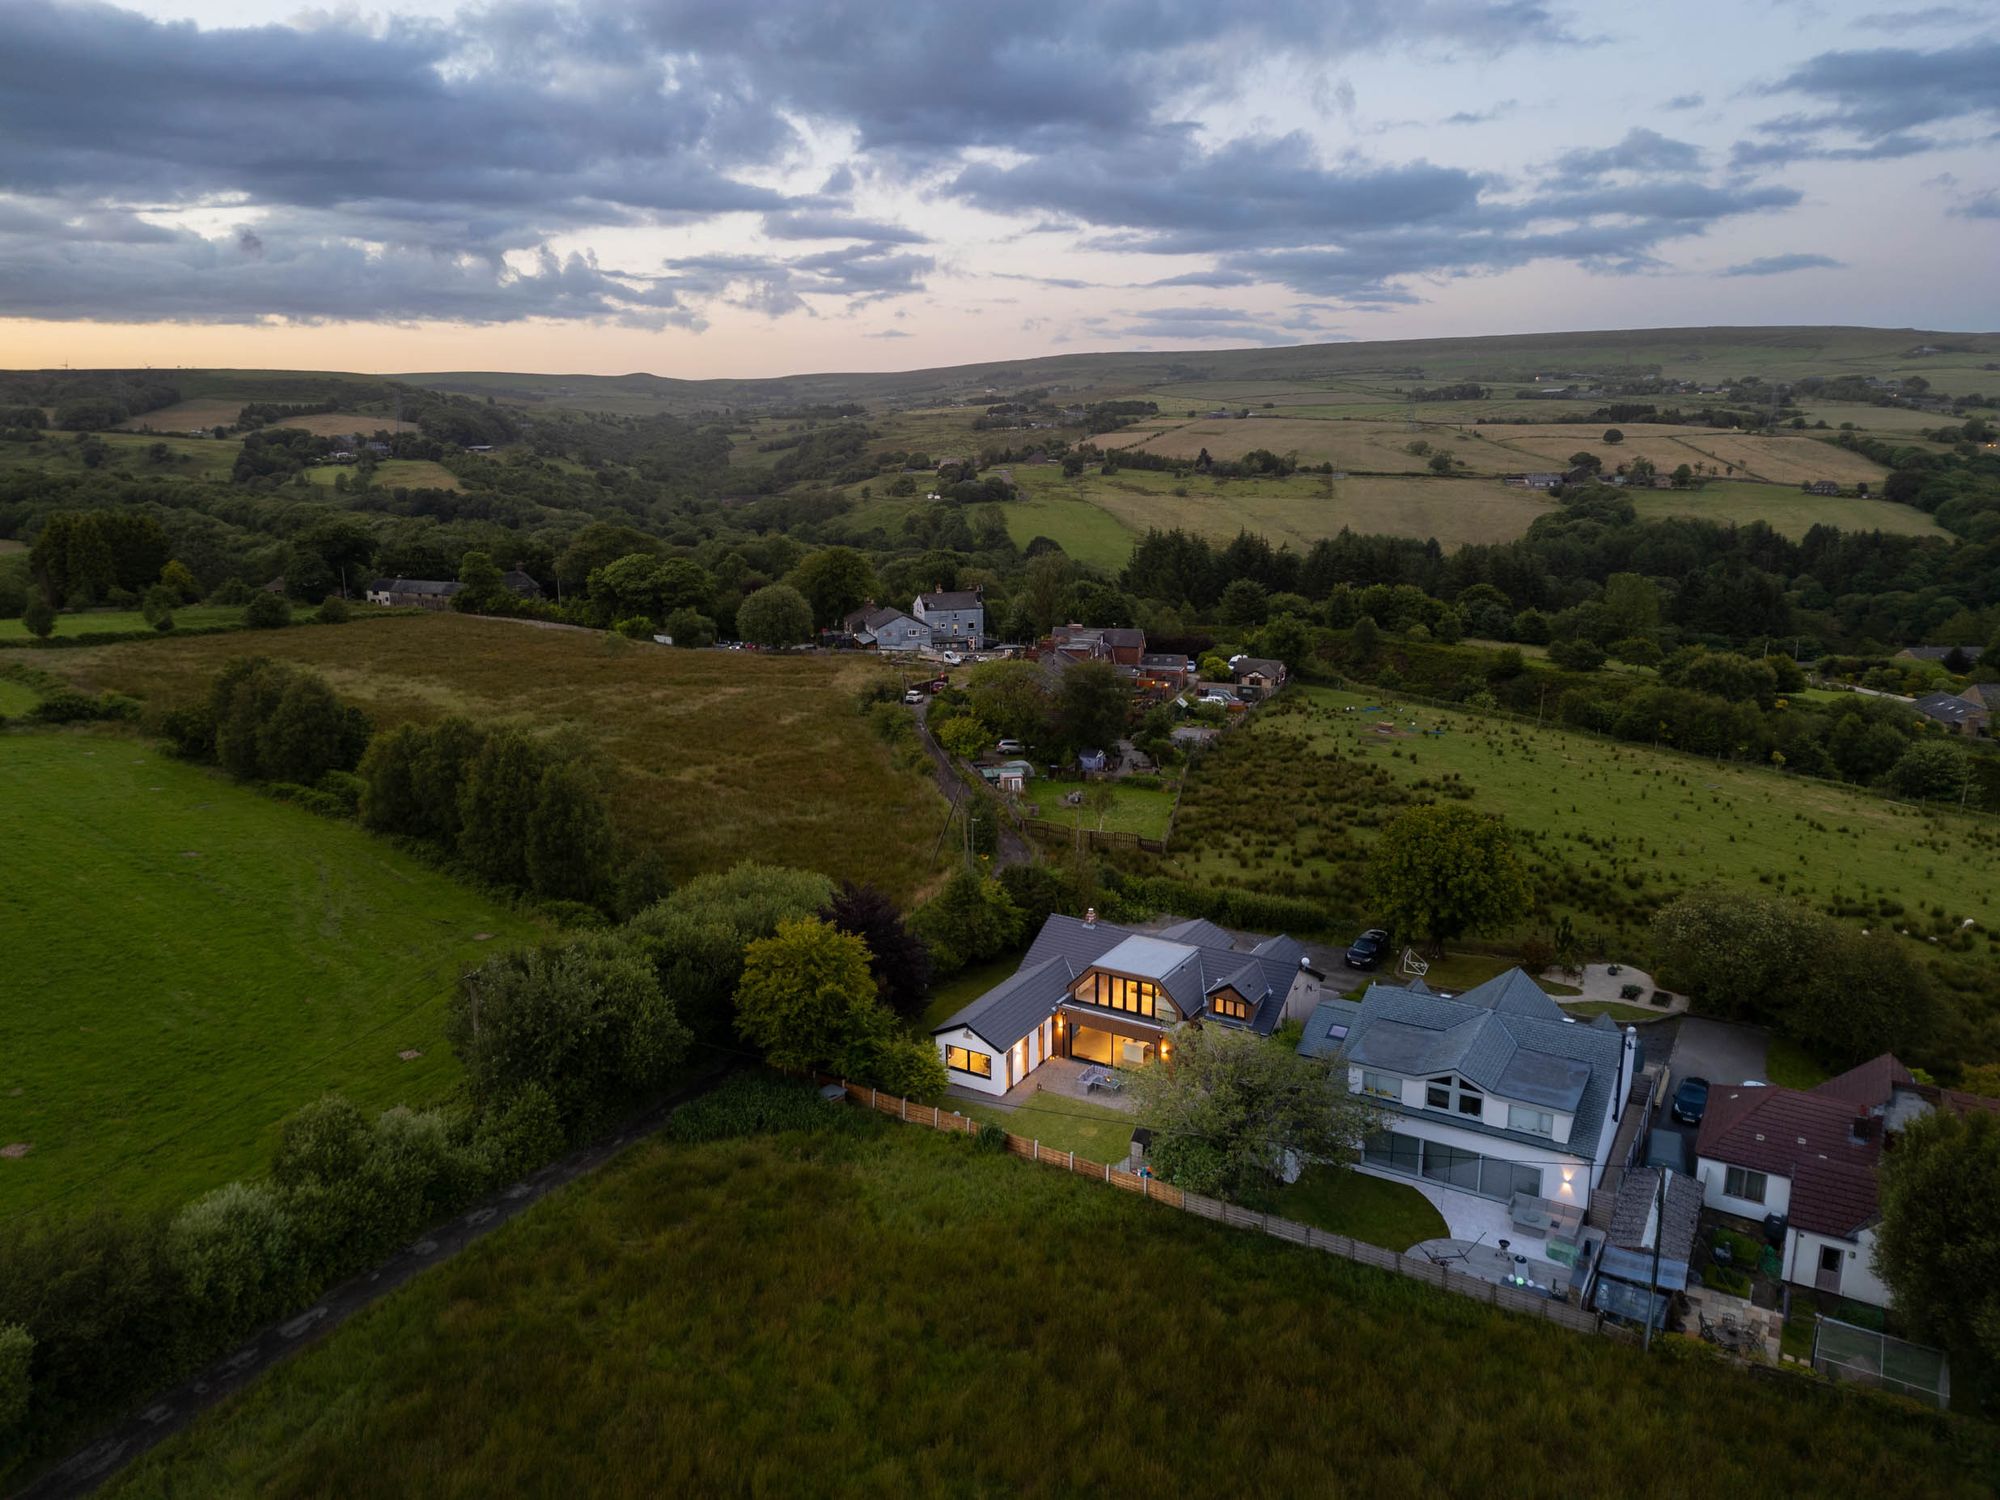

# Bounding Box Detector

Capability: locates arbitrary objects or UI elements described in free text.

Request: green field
[0,735,538,1218]
[1026,780,1177,839]
[0,675,39,715]
[105,1119,1999,1497]
[0,431,240,483]
[303,458,462,491]
[0,605,247,641]
[1169,687,1998,959]
[1629,481,1947,539]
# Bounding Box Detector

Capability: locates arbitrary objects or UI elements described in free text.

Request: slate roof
[916,589,984,612]
[500,569,543,598]
[1305,968,1633,1162]
[1898,645,1984,663]
[1813,1054,1915,1111]
[368,577,461,597]
[1229,656,1286,681]
[1609,1168,1703,1260]
[936,912,1306,1048]
[844,604,922,635]
[1696,1082,1885,1237]
[1913,691,1988,727]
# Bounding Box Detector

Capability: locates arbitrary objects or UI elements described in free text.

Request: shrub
[167,1181,301,1340]
[21,598,55,639]
[975,1122,1010,1152]
[0,1323,30,1437]
[243,590,291,629]
[666,1074,865,1144]
[315,596,350,625]
[29,689,138,724]
[1518,935,1556,973]
[209,578,251,606]
[1704,1264,1753,1298]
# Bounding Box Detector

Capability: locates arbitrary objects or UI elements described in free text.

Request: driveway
[1661,1016,1769,1092]
[910,698,1030,868]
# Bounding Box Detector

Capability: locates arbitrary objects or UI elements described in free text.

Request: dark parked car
[1344,929,1391,970]
[1671,1076,1711,1127]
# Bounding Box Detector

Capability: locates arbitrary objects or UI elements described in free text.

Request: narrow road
[12,1068,731,1500]
[911,698,1031,868]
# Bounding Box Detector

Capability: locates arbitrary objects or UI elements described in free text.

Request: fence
[828,1079,1608,1340]
[1020,820,1169,855]
[1813,1316,1951,1410]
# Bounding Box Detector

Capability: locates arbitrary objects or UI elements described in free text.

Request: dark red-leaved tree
[823,880,933,1022]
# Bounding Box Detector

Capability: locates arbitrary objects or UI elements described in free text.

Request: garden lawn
[0,606,246,641]
[106,1122,1999,1498]
[0,734,537,1220]
[49,611,951,903]
[1273,1164,1448,1250]
[1030,781,1177,840]
[951,1093,1140,1162]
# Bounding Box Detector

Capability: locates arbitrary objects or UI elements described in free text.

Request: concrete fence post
[900,1096,907,1121]
[1069,1150,1075,1171]
[871,1087,877,1110]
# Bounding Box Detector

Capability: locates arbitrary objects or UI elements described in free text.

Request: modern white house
[1688,1054,1986,1309]
[1298,971,1639,1217]
[932,912,1324,1097]
[913,586,985,649]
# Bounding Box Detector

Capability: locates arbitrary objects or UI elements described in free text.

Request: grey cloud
[0,220,700,328]
[761,211,929,243]
[1662,92,1704,110]
[1758,39,2000,141]
[1547,127,1702,183]
[1721,253,1845,276]
[864,328,912,338]
[1950,189,2000,219]
[1852,7,1982,29]
[662,242,935,317]
[1444,101,1517,125]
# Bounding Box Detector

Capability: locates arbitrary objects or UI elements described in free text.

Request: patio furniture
[1079,1065,1123,1094]
[1509,1193,1553,1238]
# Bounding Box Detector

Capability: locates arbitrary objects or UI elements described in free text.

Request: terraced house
[913,585,985,649]
[932,912,1325,1096]
[1300,971,1640,1217]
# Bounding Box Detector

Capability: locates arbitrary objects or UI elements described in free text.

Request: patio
[945,1055,1140,1112]
[1409,1237,1569,1297]
[1404,1180,1574,1292]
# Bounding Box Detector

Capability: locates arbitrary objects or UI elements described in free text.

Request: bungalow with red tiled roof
[1693,1054,1982,1308]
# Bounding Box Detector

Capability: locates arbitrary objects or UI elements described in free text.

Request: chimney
[1084,907,1097,926]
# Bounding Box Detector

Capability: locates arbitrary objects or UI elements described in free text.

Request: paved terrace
[945,1056,1141,1112]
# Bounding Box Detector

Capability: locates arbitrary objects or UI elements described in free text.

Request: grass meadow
[104,1121,1999,1498]
[0,605,247,641]
[1168,687,1999,962]
[0,431,241,484]
[303,458,462,490]
[50,612,953,902]
[1628,481,1946,539]
[0,734,537,1219]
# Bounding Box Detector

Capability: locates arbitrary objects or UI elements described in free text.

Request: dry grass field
[303,458,462,491]
[1100,416,1522,475]
[1051,467,1555,551]
[119,398,246,432]
[278,412,418,437]
[50,614,951,901]
[1483,424,1889,485]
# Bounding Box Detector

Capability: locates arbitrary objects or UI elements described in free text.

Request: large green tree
[458,730,545,888]
[1128,1026,1379,1205]
[1051,658,1131,756]
[1366,805,1531,955]
[966,660,1053,744]
[737,583,814,647]
[734,916,884,1075]
[785,547,878,628]
[525,758,614,904]
[1873,1109,2000,1396]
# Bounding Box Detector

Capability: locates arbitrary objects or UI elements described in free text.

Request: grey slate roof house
[500,569,544,600]
[933,912,1325,1096]
[913,586,985,648]
[1896,645,1984,664]
[1912,690,1990,736]
[842,603,933,652]
[1299,969,1640,1212]
[365,577,463,609]
[1228,655,1288,700]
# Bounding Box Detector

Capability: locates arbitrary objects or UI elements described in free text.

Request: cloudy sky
[2,0,1996,376]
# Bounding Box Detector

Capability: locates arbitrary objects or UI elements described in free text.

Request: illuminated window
[1073,972,1160,1018]
[945,1046,992,1078]
[1210,991,1250,1020]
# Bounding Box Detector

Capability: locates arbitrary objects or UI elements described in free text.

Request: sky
[1,0,1996,378]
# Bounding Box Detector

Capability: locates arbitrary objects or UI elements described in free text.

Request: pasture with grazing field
[0,734,538,1219]
[1481,424,1891,486]
[303,458,462,491]
[1628,481,1947,539]
[104,1120,1999,1498]
[49,612,951,901]
[1167,687,1998,961]
[1102,415,1524,476]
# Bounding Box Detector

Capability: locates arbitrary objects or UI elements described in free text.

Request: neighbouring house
[1912,690,1991,736]
[1299,970,1640,1217]
[500,569,544,601]
[842,602,933,652]
[365,441,392,457]
[933,912,1324,1096]
[1228,655,1287,701]
[1511,473,1567,490]
[1688,1053,1996,1309]
[913,586,985,649]
[1045,623,1147,667]
[1896,645,1985,666]
[1805,479,1840,496]
[365,577,464,609]
[1138,652,1196,688]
